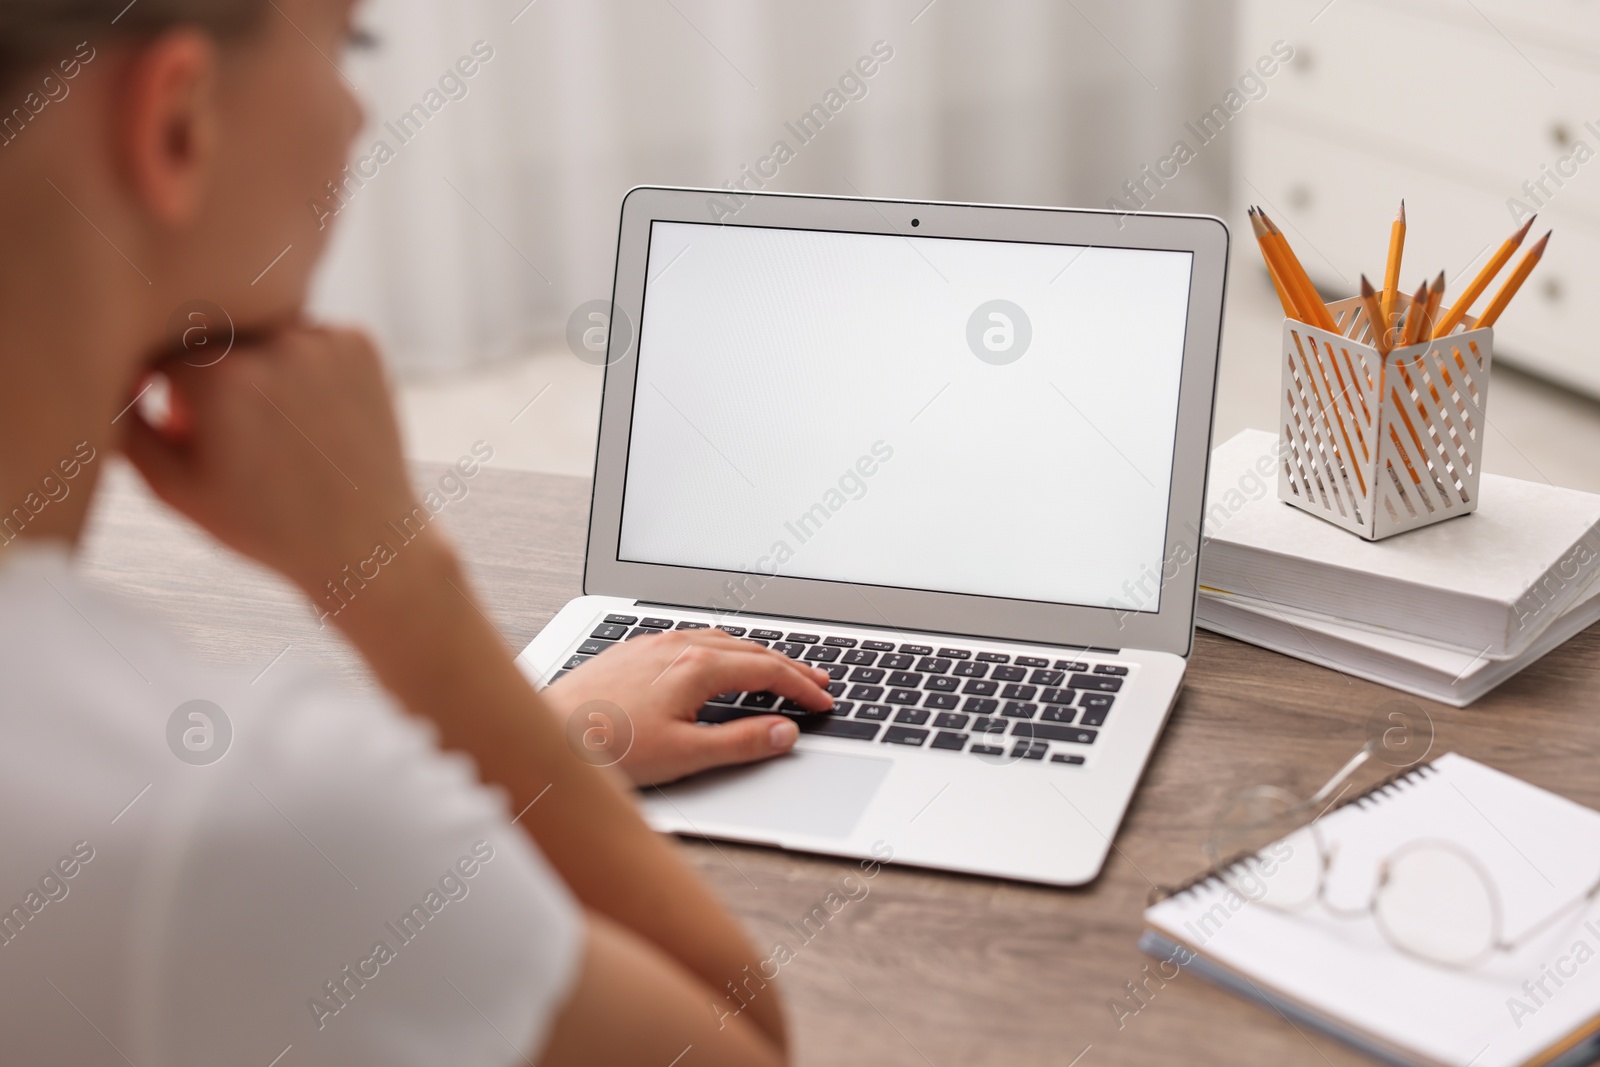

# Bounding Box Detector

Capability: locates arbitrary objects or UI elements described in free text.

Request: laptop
[517,187,1228,886]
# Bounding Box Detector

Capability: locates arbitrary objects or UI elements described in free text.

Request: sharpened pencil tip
[1514,215,1536,240]
[1360,274,1375,296]
[1398,200,1406,223]
[1431,269,1446,290]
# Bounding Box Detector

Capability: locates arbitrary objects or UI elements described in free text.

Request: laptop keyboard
[551,612,1131,767]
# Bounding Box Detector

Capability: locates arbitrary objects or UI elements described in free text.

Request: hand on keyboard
[541,628,834,786]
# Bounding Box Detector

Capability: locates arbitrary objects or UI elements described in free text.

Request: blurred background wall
[310,0,1238,376]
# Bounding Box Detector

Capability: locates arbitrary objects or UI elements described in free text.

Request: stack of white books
[1196,430,1600,706]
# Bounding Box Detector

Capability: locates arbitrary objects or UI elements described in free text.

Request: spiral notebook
[1141,754,1600,1067]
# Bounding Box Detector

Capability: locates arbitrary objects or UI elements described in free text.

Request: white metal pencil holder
[1278,294,1493,540]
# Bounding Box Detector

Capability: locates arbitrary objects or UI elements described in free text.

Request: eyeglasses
[1205,742,1600,970]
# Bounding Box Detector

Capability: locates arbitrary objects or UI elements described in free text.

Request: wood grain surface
[77,458,1600,1067]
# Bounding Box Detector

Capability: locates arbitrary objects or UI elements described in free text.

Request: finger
[678,714,799,777]
[661,629,833,686]
[118,405,196,504]
[660,646,834,711]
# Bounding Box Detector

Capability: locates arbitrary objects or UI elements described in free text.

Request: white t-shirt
[0,542,583,1066]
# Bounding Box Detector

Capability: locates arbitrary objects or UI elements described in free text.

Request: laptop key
[1016,656,1050,668]
[716,625,747,637]
[924,693,960,710]
[1081,693,1115,712]
[861,640,896,652]
[707,691,741,704]
[590,623,630,640]
[934,712,970,729]
[604,613,639,625]
[963,697,999,715]
[953,662,988,678]
[562,655,590,670]
[880,654,914,670]
[743,639,770,648]
[824,636,857,648]
[882,726,929,746]
[749,629,784,640]
[899,644,933,655]
[1011,722,1098,744]
[626,627,664,639]
[640,617,675,629]
[803,717,880,740]
[1051,753,1087,765]
[856,703,892,721]
[577,639,615,656]
[848,684,884,702]
[823,665,848,681]
[1080,706,1110,727]
[826,682,847,697]
[1001,684,1037,701]
[849,667,885,683]
[740,691,780,708]
[917,657,952,674]
[1054,659,1089,672]
[1002,701,1038,719]
[893,708,930,725]
[886,689,921,705]
[937,648,971,660]
[1041,705,1077,723]
[931,731,969,751]
[969,744,1005,756]
[772,642,805,659]
[842,649,878,666]
[1069,673,1122,692]
[1029,669,1065,686]
[1011,741,1049,761]
[1094,664,1130,676]
[991,665,1027,682]
[786,632,820,643]
[1042,687,1076,704]
[804,646,840,662]
[970,716,1006,734]
[829,701,856,717]
[925,676,959,693]
[676,621,709,630]
[961,679,998,696]
[549,671,569,683]
[976,652,1010,663]
[887,671,923,687]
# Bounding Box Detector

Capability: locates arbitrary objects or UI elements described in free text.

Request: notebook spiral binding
[1146,758,1440,907]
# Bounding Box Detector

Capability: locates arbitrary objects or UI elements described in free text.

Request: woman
[0,1,833,1063]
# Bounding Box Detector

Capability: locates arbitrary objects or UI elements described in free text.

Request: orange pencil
[1477,230,1551,329]
[1259,210,1338,332]
[1433,216,1534,338]
[1249,208,1298,318]
[1359,275,1390,355]
[1400,278,1431,346]
[1417,270,1445,341]
[1380,200,1406,327]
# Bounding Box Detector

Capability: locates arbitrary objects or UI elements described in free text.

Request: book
[1141,754,1600,1067]
[1199,430,1600,659]
[1195,568,1600,706]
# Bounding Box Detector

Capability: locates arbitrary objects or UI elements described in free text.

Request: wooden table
[79,459,1600,1067]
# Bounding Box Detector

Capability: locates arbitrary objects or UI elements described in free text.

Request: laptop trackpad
[651,750,892,840]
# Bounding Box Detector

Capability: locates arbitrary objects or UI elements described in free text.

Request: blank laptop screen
[616,219,1194,615]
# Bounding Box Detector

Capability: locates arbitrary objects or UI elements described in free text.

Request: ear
[117,29,220,228]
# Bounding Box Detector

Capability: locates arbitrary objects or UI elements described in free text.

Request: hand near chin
[539,629,836,787]
[118,324,428,600]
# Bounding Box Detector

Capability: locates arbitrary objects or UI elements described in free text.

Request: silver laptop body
[518,187,1228,886]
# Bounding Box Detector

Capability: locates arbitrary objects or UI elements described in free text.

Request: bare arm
[120,327,831,1061]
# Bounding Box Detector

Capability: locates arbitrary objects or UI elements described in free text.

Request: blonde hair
[1,0,265,88]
